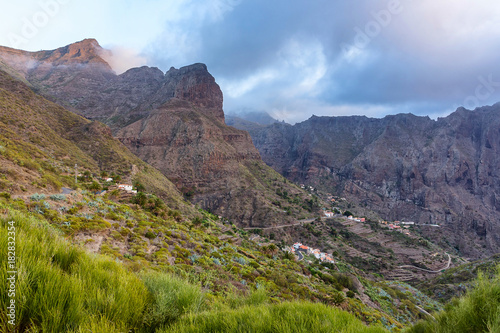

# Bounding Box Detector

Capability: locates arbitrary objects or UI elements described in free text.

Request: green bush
[0,209,147,332]
[406,267,500,333]
[141,271,205,330]
[30,193,46,201]
[162,301,388,333]
[145,231,156,239]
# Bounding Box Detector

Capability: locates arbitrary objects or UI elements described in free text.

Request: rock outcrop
[0,40,314,227]
[247,108,500,258]
[0,39,224,126]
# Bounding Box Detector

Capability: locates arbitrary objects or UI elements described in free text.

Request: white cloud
[221,69,278,98]
[99,46,148,74]
[277,38,327,96]
[221,36,329,114]
[268,99,392,124]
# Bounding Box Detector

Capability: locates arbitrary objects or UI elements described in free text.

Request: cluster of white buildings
[292,243,335,263]
[346,215,365,222]
[322,210,366,223]
[380,220,414,235]
[323,211,335,218]
[118,184,137,194]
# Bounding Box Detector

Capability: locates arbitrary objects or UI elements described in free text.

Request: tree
[134,181,146,192]
[282,251,295,261]
[133,192,147,206]
[89,181,101,191]
[83,170,92,181]
[192,216,203,227]
[263,244,279,256]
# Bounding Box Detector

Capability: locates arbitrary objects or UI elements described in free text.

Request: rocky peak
[165,63,225,123]
[33,38,111,69]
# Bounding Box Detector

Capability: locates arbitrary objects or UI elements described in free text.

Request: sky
[2,0,500,123]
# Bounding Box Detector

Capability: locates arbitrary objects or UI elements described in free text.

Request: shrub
[234,256,247,266]
[330,291,345,305]
[89,181,102,191]
[30,193,46,201]
[140,271,204,330]
[162,301,387,333]
[49,194,66,201]
[145,231,156,239]
[406,267,500,333]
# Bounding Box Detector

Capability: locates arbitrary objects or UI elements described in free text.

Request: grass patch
[162,301,388,333]
[406,266,500,333]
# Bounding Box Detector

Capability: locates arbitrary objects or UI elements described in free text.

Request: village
[285,242,335,263]
[322,208,416,236]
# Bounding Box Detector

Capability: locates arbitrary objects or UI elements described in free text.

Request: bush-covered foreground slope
[2,197,500,332]
[163,302,387,333]
[0,204,389,332]
[405,267,500,333]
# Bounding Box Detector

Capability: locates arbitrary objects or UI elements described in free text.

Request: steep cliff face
[249,108,500,258]
[0,39,224,126]
[0,40,314,227]
[116,98,259,193]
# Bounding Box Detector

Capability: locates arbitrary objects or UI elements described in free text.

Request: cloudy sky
[2,0,500,123]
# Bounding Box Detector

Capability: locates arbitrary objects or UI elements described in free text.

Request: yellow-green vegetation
[0,202,391,333]
[406,267,500,333]
[1,185,446,332]
[0,208,147,332]
[163,302,389,333]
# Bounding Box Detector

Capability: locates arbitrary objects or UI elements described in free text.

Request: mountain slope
[249,110,500,258]
[0,40,316,227]
[0,68,188,210]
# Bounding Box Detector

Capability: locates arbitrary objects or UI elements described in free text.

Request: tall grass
[161,302,388,333]
[0,204,402,333]
[141,270,205,331]
[0,209,147,332]
[406,267,500,333]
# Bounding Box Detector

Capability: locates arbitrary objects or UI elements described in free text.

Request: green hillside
[0,68,498,332]
[0,69,186,211]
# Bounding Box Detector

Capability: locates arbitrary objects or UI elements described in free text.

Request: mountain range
[2,39,500,259]
[234,110,500,259]
[0,39,316,228]
[3,38,500,332]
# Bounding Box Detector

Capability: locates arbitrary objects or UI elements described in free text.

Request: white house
[105,177,113,182]
[118,184,133,191]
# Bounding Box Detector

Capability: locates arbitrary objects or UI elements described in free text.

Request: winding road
[295,249,305,261]
[243,218,316,231]
[398,253,451,273]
